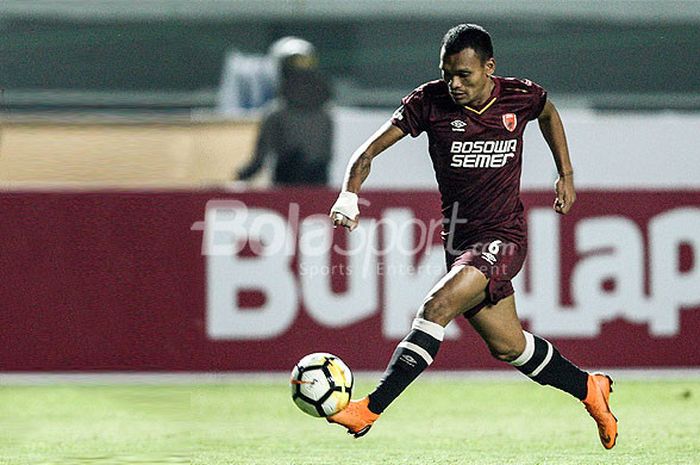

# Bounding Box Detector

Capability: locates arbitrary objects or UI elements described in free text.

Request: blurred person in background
[230,37,334,186]
[217,49,276,115]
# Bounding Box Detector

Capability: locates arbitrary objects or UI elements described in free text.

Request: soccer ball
[290,352,353,417]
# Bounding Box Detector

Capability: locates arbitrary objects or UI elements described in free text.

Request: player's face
[440,47,495,107]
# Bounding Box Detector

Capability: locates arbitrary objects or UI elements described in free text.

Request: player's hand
[554,173,576,214]
[330,191,360,231]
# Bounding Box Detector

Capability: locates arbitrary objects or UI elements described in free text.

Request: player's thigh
[467,294,526,361]
[418,265,488,326]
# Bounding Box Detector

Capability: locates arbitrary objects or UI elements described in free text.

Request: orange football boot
[327,397,380,438]
[582,373,618,449]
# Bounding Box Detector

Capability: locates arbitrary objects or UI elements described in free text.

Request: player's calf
[507,331,618,449]
[508,331,588,400]
[366,317,445,414]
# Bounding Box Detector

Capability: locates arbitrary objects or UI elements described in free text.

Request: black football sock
[368,317,445,414]
[509,331,589,400]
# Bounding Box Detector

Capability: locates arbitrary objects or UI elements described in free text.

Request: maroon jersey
[391,76,546,250]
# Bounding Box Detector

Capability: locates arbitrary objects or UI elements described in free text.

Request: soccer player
[328,24,618,449]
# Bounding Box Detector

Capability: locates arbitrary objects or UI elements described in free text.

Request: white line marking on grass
[1,368,700,385]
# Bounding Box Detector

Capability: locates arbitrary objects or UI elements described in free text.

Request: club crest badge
[502,113,517,132]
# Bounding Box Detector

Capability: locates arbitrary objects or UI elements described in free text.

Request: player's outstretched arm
[330,122,405,230]
[537,100,576,215]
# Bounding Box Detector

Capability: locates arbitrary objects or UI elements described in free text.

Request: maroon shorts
[445,237,527,318]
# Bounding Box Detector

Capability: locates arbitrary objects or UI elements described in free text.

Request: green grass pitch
[1,377,699,464]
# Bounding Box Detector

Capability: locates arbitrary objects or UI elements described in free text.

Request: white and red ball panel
[290,352,353,418]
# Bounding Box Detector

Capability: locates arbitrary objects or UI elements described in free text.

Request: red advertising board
[0,189,699,371]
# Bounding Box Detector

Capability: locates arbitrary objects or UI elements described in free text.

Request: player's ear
[485,57,496,75]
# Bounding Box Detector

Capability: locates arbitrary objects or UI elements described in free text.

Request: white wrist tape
[331,191,360,220]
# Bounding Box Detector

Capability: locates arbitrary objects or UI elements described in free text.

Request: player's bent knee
[489,346,522,363]
[418,296,453,327]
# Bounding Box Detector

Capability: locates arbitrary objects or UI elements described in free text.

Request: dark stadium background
[2,5,698,110]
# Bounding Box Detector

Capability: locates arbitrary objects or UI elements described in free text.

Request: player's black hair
[441,24,493,63]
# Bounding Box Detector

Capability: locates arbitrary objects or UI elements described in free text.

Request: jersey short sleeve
[390,88,427,137]
[525,80,547,121]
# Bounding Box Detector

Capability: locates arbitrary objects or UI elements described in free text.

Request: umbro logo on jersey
[502,113,517,132]
[450,120,467,132]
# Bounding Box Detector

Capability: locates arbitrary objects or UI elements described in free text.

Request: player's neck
[466,77,496,108]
